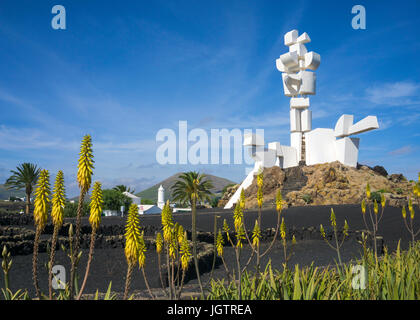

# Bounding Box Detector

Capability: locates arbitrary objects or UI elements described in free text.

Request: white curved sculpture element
[334,114,354,137]
[282,73,300,96]
[304,52,321,70]
[275,57,286,72]
[280,52,299,69]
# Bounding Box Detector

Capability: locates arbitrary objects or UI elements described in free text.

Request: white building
[123,191,141,205]
[225,29,379,209]
[138,204,162,215]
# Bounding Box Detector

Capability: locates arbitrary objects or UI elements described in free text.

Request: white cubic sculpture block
[290,97,310,109]
[252,148,277,168]
[284,29,298,46]
[304,52,321,70]
[289,43,308,57]
[299,71,316,95]
[290,108,301,132]
[279,145,298,168]
[268,142,283,157]
[243,133,264,146]
[334,114,354,137]
[305,128,337,165]
[348,116,379,136]
[297,32,311,44]
[291,132,302,161]
[301,109,312,132]
[335,137,360,167]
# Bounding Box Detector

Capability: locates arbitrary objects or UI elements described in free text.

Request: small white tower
[157,185,165,209]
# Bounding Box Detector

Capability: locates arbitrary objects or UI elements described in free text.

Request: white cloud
[366,81,420,106]
[388,145,414,156]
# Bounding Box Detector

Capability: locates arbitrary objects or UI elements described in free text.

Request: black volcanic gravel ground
[3,204,417,297]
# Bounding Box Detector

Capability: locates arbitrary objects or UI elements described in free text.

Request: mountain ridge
[136,172,236,202]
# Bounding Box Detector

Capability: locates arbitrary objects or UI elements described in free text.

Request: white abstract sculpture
[224,29,379,209]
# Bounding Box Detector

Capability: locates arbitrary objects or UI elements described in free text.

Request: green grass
[207,241,420,300]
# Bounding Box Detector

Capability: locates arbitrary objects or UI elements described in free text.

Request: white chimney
[157,185,165,209]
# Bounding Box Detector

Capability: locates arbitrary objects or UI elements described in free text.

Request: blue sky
[0,0,419,197]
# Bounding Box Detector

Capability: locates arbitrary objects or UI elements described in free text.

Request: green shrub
[370,191,382,203]
[102,189,132,211]
[63,201,89,218]
[301,194,312,204]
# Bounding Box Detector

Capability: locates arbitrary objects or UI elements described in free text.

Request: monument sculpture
[225,29,379,209]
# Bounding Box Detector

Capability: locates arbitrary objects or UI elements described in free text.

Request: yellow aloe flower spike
[402,206,407,219]
[236,225,245,248]
[223,219,230,242]
[408,198,415,220]
[366,183,371,200]
[292,235,296,245]
[320,224,326,238]
[374,199,378,215]
[216,229,224,257]
[361,199,366,214]
[51,170,65,228]
[330,208,337,228]
[168,229,177,259]
[124,203,141,266]
[156,232,163,254]
[177,224,184,245]
[233,203,243,232]
[180,232,191,271]
[138,231,147,268]
[257,171,263,188]
[240,189,246,210]
[252,220,261,248]
[381,193,386,209]
[89,182,103,230]
[34,170,51,230]
[276,189,283,212]
[257,187,263,209]
[280,218,286,240]
[161,200,174,243]
[343,220,349,237]
[77,135,94,193]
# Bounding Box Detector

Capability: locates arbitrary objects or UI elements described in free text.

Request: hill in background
[136,172,236,203]
[0,184,25,200]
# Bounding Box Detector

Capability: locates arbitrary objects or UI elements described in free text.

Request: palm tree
[5,163,41,214]
[171,171,213,296]
[113,185,135,194]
